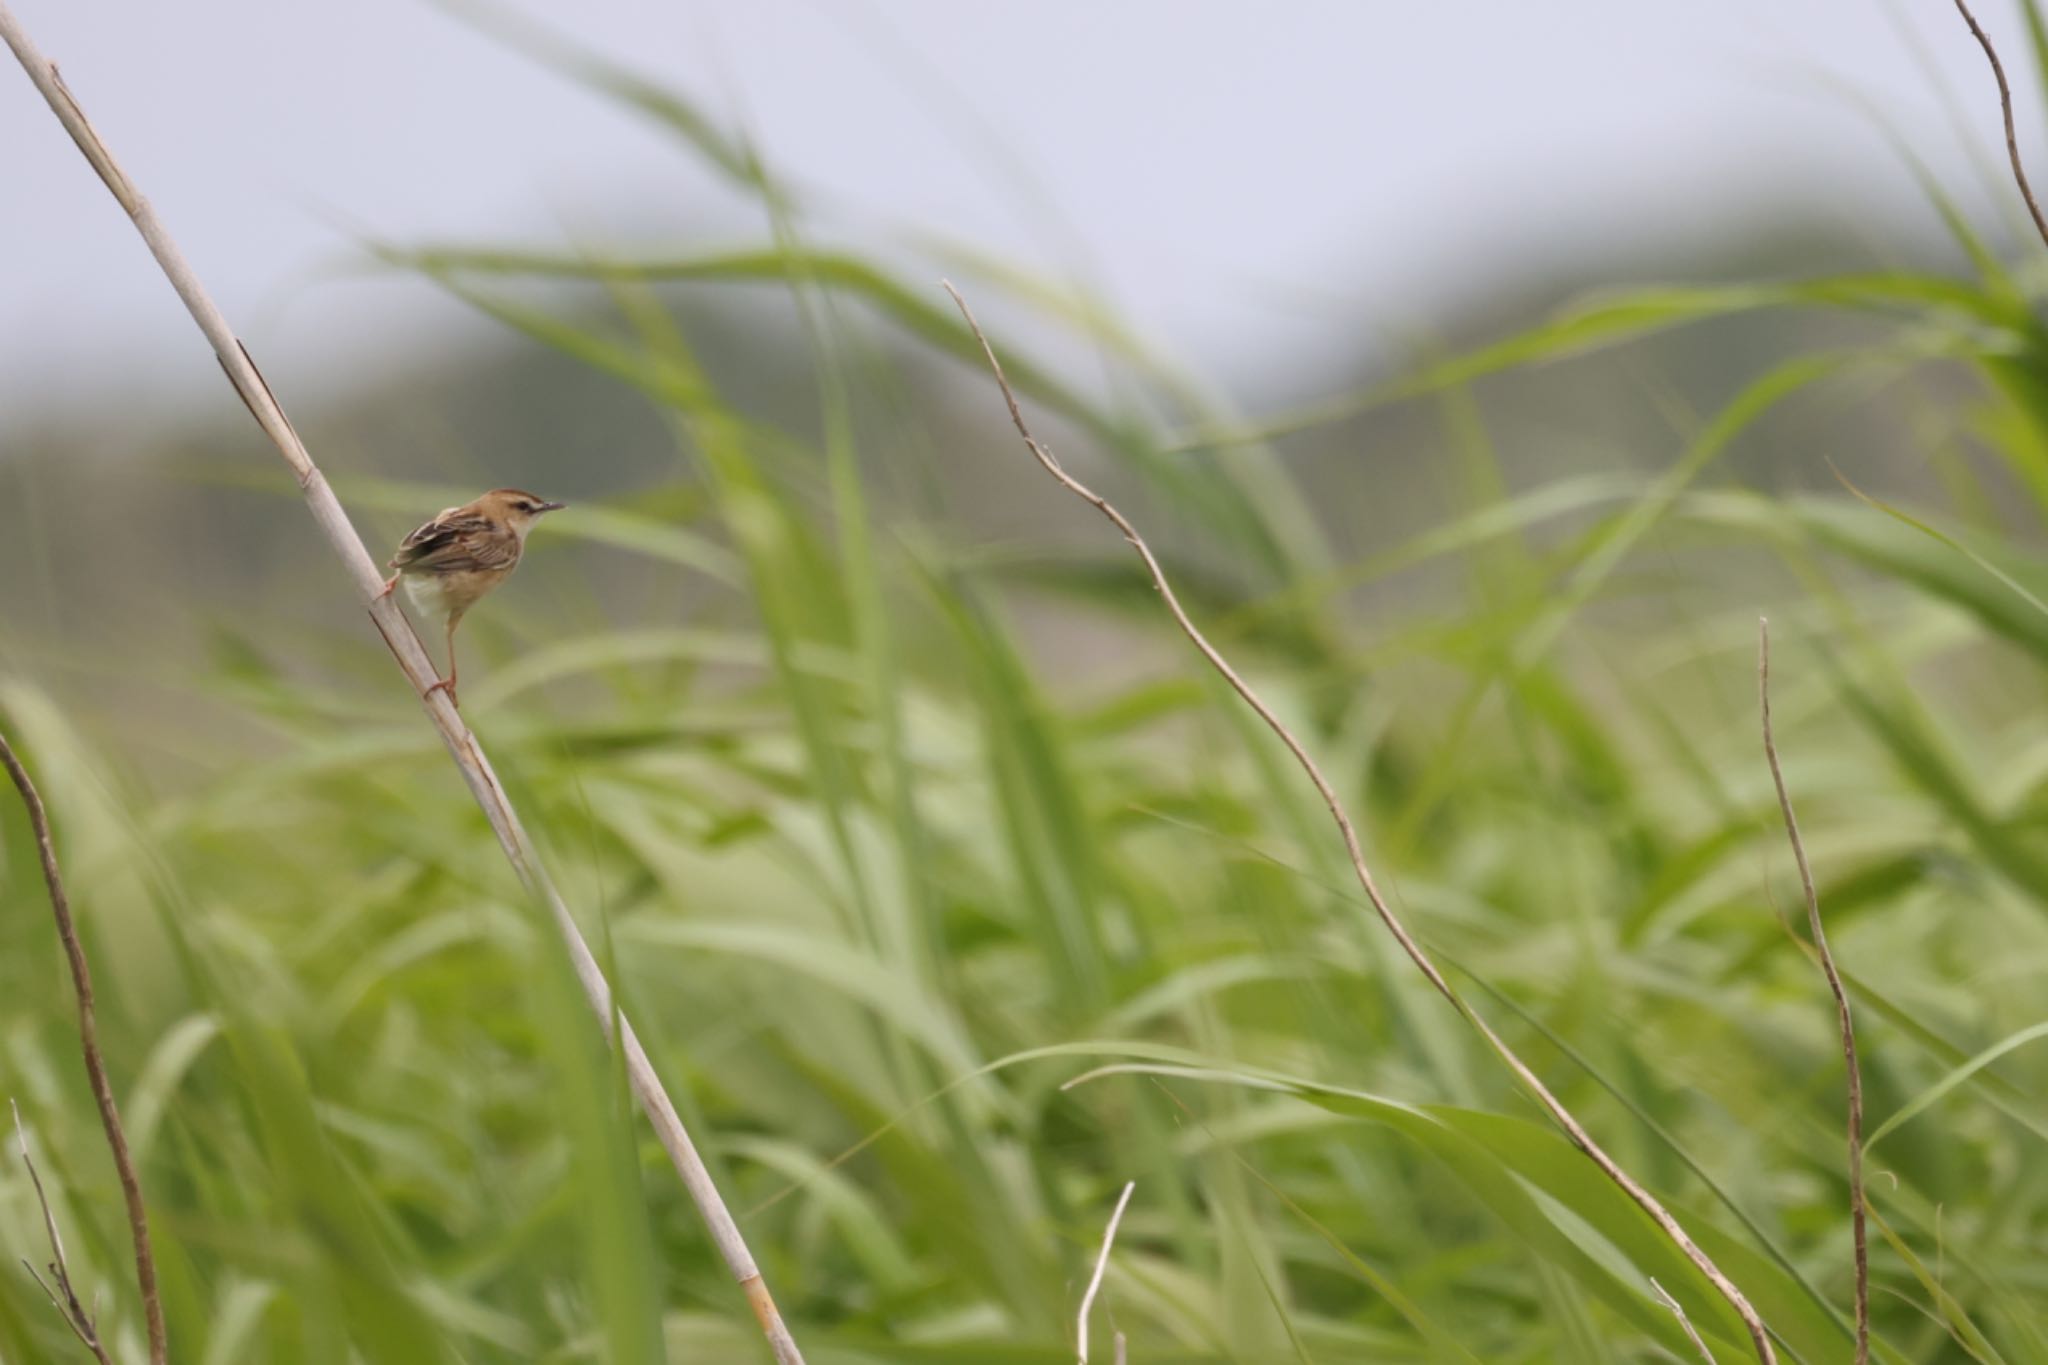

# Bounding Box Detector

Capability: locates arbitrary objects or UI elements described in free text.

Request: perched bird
[379,488,565,706]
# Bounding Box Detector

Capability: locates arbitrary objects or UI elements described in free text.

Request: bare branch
[1,732,164,1364]
[1077,1181,1135,1364]
[943,280,1779,1364]
[1758,619,1868,1364]
[1652,1276,1716,1364]
[0,8,802,1360]
[1951,0,2048,252]
[13,1102,116,1365]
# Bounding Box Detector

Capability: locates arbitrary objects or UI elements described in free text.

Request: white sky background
[0,0,2039,425]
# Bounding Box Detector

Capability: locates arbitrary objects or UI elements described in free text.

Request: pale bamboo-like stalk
[1652,1277,1716,1364]
[1075,1180,1133,1364]
[944,280,1780,1365]
[0,7,803,1360]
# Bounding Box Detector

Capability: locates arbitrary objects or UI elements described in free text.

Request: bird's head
[484,488,567,538]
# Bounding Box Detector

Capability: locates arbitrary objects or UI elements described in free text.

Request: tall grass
[8,9,2048,1363]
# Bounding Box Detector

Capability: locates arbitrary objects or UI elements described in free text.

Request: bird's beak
[536,500,567,513]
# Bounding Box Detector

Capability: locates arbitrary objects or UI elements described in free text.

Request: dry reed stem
[1076,1180,1134,1364]
[1,732,164,1364]
[0,9,802,1361]
[1758,620,1867,1364]
[943,279,1779,1364]
[13,1101,115,1365]
[1951,0,2048,252]
[1652,1276,1716,1364]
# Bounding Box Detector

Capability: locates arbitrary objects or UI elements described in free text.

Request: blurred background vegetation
[8,5,2048,1363]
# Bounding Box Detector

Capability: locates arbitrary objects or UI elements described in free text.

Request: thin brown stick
[1077,1180,1134,1364]
[1758,619,1867,1364]
[1652,1276,1716,1364]
[13,1101,116,1365]
[0,9,802,1361]
[943,280,1779,1364]
[1951,0,2048,252]
[1,734,164,1364]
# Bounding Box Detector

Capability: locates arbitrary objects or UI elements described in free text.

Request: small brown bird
[379,488,565,706]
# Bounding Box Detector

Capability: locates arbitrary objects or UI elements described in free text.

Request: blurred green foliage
[9,12,2048,1364]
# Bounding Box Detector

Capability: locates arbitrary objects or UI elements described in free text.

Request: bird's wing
[390,509,518,574]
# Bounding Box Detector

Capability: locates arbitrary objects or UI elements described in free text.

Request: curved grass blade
[1862,1019,2048,1153]
[1169,279,2018,451]
[1060,1061,1763,1362]
[387,243,1137,450]
[1867,1207,2010,1365]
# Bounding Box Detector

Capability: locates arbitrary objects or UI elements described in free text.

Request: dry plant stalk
[1758,620,1867,1363]
[1076,1180,1134,1364]
[13,1100,117,1364]
[943,280,1780,1364]
[1,733,165,1364]
[1951,0,2048,251]
[0,8,803,1361]
[1652,1276,1716,1365]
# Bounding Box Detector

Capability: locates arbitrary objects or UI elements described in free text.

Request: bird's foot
[425,677,460,709]
[376,574,399,600]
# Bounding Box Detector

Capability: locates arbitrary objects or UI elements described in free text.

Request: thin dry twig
[1,732,164,1364]
[13,1101,115,1365]
[1652,1276,1716,1365]
[0,9,801,1361]
[1950,0,2048,252]
[1077,1180,1135,1364]
[1758,619,1868,1364]
[943,280,1780,1365]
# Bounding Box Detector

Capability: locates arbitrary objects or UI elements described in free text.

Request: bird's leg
[376,573,399,600]
[425,614,462,708]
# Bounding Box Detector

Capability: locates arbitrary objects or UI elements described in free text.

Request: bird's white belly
[403,571,458,620]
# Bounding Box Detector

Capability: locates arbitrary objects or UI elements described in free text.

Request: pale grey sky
[0,0,2036,422]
